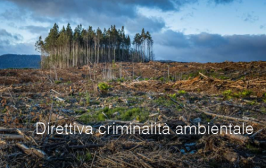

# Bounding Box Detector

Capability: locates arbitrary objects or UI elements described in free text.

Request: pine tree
[35,23,153,68]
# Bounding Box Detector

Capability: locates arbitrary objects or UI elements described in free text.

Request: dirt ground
[0,61,266,167]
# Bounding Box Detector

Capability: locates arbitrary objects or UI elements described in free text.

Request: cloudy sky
[0,0,265,62]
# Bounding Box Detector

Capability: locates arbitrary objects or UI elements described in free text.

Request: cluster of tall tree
[35,23,153,68]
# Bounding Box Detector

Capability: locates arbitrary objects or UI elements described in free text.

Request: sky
[0,0,265,62]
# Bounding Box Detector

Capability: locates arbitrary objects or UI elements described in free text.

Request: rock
[193,117,201,123]
[224,151,238,162]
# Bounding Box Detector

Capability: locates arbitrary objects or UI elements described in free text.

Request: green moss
[240,90,252,98]
[98,82,110,92]
[54,80,61,84]
[78,107,149,123]
[154,97,174,107]
[223,89,252,100]
[223,90,232,100]
[120,108,149,122]
[178,90,186,95]
[85,152,92,161]
[169,93,177,99]
[1,108,7,113]
[223,90,232,96]
[159,77,164,82]
[219,76,229,80]
[247,100,256,106]
[97,113,106,121]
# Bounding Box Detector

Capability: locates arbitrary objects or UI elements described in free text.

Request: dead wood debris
[0,61,266,167]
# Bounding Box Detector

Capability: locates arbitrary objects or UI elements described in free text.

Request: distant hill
[0,54,41,69]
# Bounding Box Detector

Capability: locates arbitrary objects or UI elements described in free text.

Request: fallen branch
[68,144,104,149]
[250,128,265,139]
[0,134,24,140]
[17,129,38,146]
[16,142,47,159]
[199,72,209,79]
[198,108,266,126]
[54,96,65,102]
[220,128,250,143]
[16,129,31,142]
[104,120,143,125]
[136,153,154,163]
[50,89,61,95]
[0,128,19,132]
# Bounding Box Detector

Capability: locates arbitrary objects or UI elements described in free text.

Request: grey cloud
[3,0,243,24]
[0,40,10,48]
[20,26,49,34]
[189,33,228,47]
[153,30,190,48]
[126,16,165,33]
[4,0,175,34]
[154,31,266,62]
[0,29,23,41]
[0,8,27,21]
[0,29,23,52]
[0,29,13,37]
[6,0,181,19]
[3,0,240,34]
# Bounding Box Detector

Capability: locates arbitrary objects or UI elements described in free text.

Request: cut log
[0,134,24,140]
[0,128,18,133]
